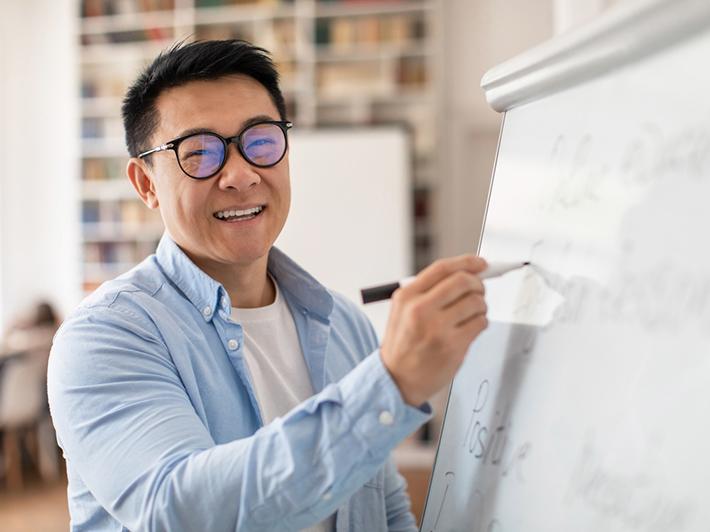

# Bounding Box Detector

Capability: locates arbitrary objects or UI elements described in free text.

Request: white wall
[437,0,555,259]
[0,0,80,330]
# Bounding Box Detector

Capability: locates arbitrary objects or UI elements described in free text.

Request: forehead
[154,75,279,137]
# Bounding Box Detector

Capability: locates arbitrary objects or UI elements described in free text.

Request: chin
[221,244,272,266]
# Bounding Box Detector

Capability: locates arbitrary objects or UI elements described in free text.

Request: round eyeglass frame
[137,120,293,179]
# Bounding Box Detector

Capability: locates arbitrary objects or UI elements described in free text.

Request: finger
[403,255,487,297]
[441,292,487,328]
[418,270,485,311]
[453,313,489,345]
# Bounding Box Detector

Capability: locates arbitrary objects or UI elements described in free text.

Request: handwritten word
[566,441,693,531]
[461,380,532,482]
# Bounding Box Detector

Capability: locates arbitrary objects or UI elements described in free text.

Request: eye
[246,137,276,150]
[184,148,210,158]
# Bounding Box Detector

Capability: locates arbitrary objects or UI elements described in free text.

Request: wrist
[380,356,425,407]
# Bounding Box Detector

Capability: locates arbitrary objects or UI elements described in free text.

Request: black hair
[121,39,287,158]
[34,301,59,327]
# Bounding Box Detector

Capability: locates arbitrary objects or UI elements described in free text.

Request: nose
[216,142,261,192]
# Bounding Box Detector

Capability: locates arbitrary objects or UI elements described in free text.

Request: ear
[127,158,159,209]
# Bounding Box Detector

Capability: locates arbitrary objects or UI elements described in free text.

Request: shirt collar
[267,246,334,321]
[155,233,334,322]
[156,233,224,322]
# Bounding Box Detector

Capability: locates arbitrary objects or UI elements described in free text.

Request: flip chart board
[421,1,710,530]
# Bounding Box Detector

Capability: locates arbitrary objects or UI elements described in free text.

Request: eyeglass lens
[176,123,287,178]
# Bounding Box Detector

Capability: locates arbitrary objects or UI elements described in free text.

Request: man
[48,40,488,531]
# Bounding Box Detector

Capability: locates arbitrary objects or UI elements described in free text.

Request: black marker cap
[360,281,401,304]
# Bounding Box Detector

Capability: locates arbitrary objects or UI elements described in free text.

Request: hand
[380,255,489,406]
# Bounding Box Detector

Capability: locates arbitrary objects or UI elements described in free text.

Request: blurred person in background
[47,40,489,531]
[3,301,61,372]
[1,300,61,489]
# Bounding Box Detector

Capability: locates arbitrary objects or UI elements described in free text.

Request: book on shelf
[81,0,176,18]
[316,13,423,50]
[82,27,173,45]
[83,158,126,181]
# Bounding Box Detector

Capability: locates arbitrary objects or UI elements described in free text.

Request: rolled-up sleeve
[48,304,430,532]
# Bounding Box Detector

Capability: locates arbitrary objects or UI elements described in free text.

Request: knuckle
[476,256,488,271]
[391,287,405,304]
[478,315,489,330]
[432,259,451,277]
[451,270,469,288]
[407,300,427,323]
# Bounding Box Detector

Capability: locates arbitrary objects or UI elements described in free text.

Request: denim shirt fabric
[48,234,431,532]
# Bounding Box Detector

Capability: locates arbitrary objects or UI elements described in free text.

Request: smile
[214,205,265,221]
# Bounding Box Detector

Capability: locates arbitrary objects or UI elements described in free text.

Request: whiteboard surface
[275,128,411,339]
[422,4,710,532]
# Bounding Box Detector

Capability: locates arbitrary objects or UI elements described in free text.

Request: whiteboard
[422,0,710,530]
[275,128,412,338]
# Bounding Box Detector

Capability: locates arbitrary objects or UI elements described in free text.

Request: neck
[188,251,275,309]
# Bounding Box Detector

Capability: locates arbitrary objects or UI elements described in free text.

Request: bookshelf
[79,0,442,294]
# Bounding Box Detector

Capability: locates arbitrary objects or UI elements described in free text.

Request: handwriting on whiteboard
[540,123,710,213]
[461,379,532,481]
[525,261,710,337]
[566,439,694,531]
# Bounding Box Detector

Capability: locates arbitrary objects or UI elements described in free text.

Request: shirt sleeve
[48,304,431,532]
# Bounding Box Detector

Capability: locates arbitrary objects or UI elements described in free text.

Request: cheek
[277,166,291,211]
[282,178,291,211]
[157,183,208,228]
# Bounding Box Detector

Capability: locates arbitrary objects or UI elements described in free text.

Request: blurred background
[0,0,627,529]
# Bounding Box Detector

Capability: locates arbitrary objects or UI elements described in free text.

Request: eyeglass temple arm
[138,143,174,159]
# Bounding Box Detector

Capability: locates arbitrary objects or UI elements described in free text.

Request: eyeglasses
[138,120,292,179]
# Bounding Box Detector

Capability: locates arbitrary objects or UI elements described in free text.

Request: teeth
[216,206,263,219]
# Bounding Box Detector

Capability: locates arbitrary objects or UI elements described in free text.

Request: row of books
[317,56,427,97]
[195,0,284,7]
[83,158,126,181]
[315,13,426,48]
[81,76,128,100]
[84,240,159,265]
[82,0,297,17]
[82,27,173,45]
[82,199,162,225]
[82,0,176,17]
[82,117,126,139]
[193,20,296,56]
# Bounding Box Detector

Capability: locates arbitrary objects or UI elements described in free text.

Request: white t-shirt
[231,278,335,532]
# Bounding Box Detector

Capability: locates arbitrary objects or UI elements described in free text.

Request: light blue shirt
[48,234,431,531]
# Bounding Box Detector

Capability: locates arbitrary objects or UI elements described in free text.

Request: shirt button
[378,410,394,426]
[322,491,332,501]
[202,306,212,317]
[228,339,239,350]
[221,296,228,309]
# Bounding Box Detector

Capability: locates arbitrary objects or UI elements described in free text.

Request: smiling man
[48,40,489,532]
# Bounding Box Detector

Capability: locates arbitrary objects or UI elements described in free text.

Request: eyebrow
[175,115,278,139]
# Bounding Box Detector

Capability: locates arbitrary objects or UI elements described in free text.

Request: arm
[48,305,429,532]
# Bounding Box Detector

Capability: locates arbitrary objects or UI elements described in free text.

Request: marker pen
[360,261,530,304]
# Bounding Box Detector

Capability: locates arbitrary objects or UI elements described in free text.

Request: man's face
[143,75,290,272]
